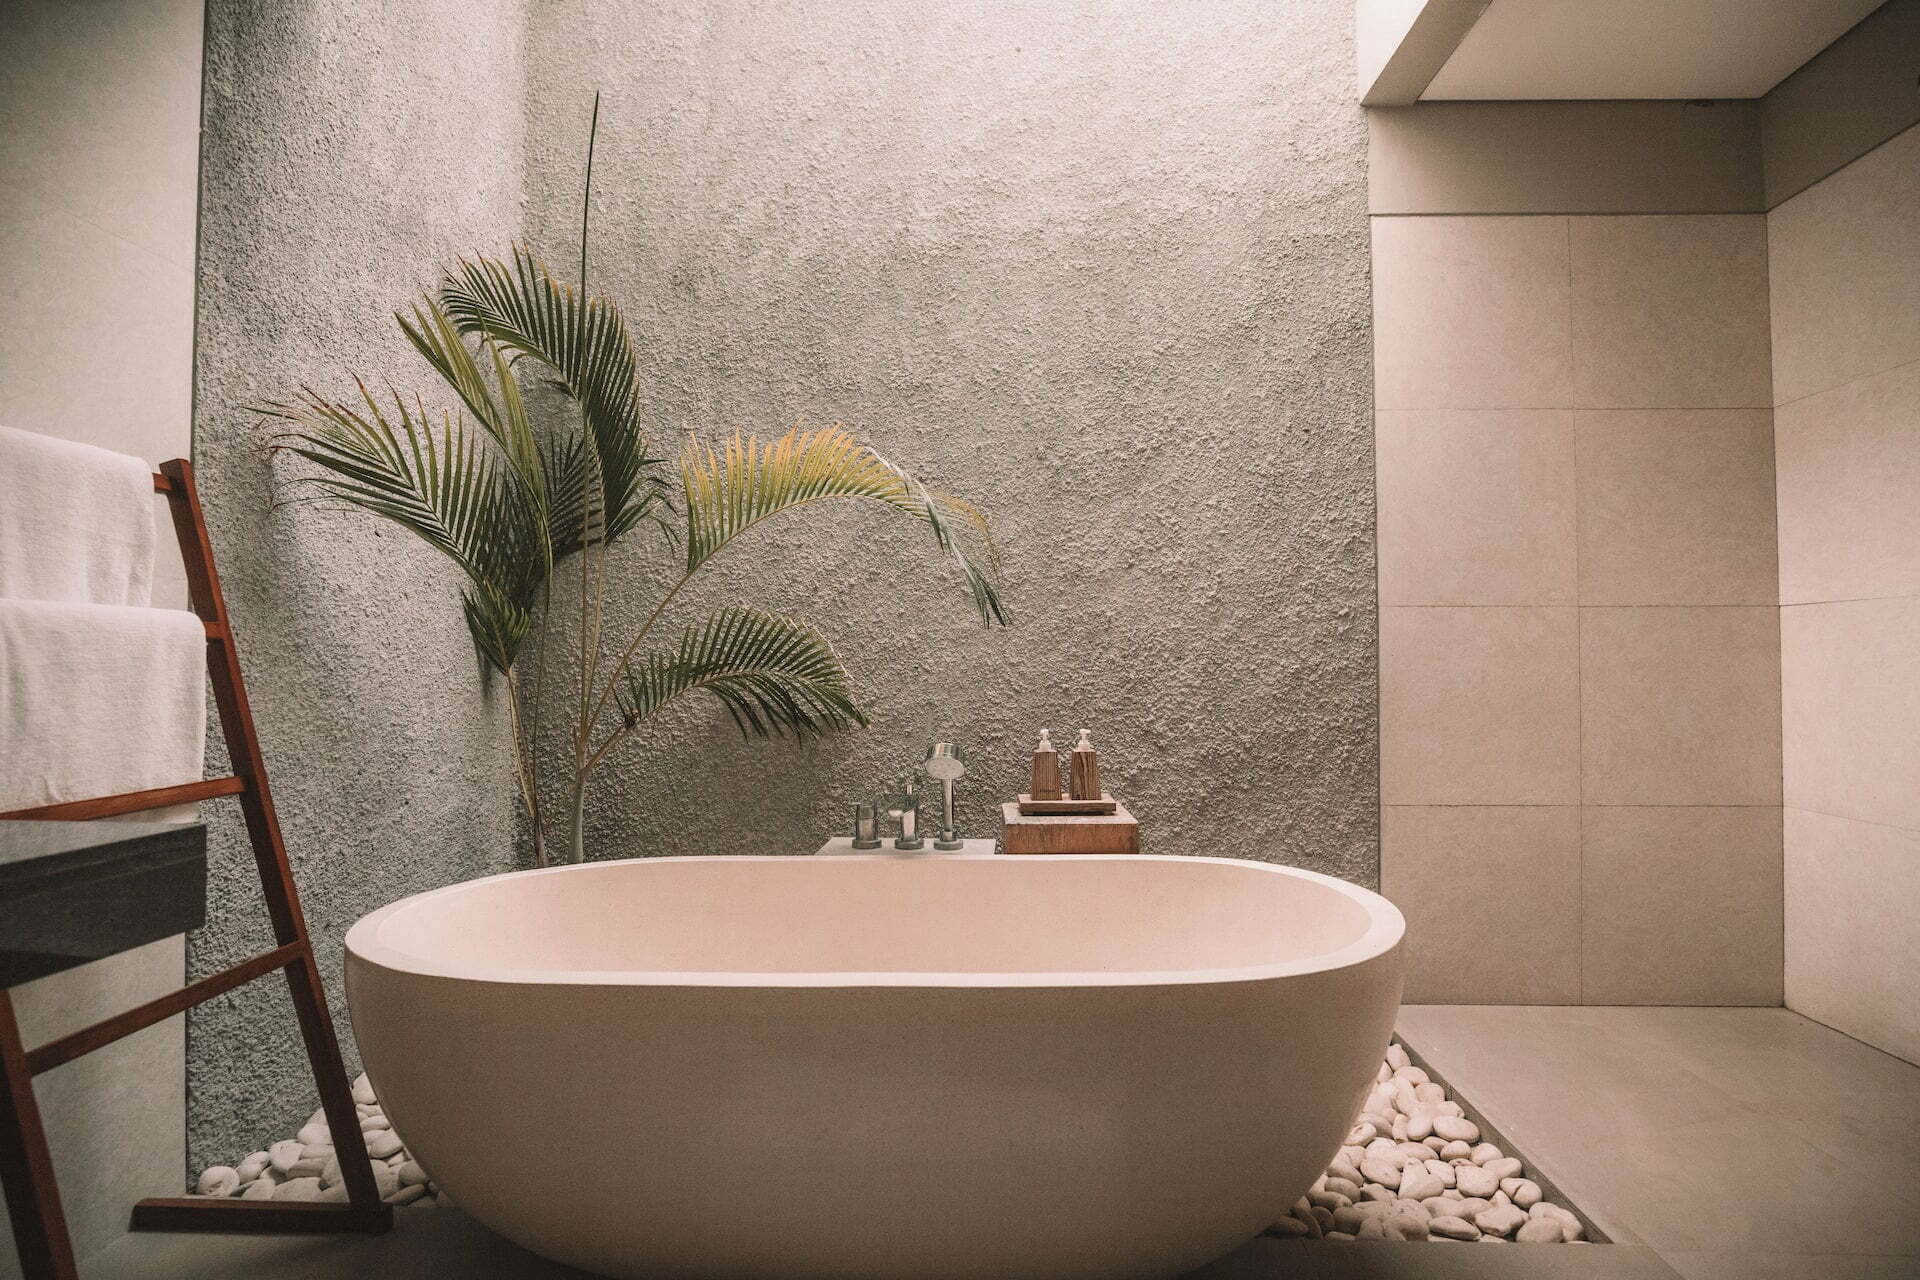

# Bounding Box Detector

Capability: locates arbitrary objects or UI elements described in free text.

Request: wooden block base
[130,1197,393,1235]
[1015,792,1117,815]
[1000,802,1139,855]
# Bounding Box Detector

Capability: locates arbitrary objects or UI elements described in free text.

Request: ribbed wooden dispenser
[1068,728,1101,800]
[1029,729,1062,800]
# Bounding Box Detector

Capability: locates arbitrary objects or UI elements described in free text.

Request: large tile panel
[1381,606,1581,805]
[1575,409,1778,606]
[1784,806,1920,1066]
[1382,805,1582,1004]
[1376,409,1577,605]
[1581,806,1783,1006]
[1570,215,1773,410]
[1775,359,1920,605]
[1781,596,1920,832]
[1372,216,1571,410]
[1768,123,1920,404]
[1581,607,1782,806]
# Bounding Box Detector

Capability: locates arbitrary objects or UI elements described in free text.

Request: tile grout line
[1567,214,1586,1008]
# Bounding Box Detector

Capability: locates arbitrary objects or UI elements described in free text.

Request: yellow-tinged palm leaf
[680,426,1007,625]
[616,607,866,739]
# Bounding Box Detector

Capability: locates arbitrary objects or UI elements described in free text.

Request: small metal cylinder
[851,803,881,850]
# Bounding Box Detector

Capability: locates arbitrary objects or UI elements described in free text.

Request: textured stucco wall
[189,0,525,1168]
[188,0,1375,1166]
[521,2,1377,878]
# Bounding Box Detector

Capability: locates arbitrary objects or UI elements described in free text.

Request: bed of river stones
[194,1042,1587,1245]
[189,1073,448,1209]
[1266,1040,1588,1245]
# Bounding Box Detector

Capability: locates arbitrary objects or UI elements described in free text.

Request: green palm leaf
[436,245,670,548]
[261,380,543,674]
[616,607,867,740]
[680,426,1007,625]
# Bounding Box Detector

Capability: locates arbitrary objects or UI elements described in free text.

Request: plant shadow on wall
[260,98,1008,867]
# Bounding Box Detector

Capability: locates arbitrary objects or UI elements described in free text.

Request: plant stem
[503,669,546,868]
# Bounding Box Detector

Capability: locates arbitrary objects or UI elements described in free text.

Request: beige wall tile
[1775,359,1920,605]
[1575,409,1778,606]
[1768,124,1920,404]
[1390,805,1582,1005]
[1581,607,1783,805]
[1376,409,1576,605]
[1582,806,1783,1005]
[1371,215,1571,410]
[1382,805,1582,1003]
[1784,806,1920,1066]
[1381,606,1580,804]
[1570,215,1773,409]
[1781,596,1920,832]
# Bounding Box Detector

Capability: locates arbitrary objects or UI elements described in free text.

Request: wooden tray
[1015,792,1118,815]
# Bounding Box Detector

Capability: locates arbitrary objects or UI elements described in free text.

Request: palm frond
[679,426,1007,625]
[616,607,867,740]
[260,381,544,673]
[436,245,671,548]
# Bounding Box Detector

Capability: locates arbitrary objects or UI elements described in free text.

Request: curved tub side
[346,936,1402,1280]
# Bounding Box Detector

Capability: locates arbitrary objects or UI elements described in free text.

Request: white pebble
[385,1184,429,1207]
[1455,1165,1499,1198]
[1432,1115,1479,1143]
[1504,1178,1542,1209]
[1469,1142,1504,1166]
[296,1122,329,1147]
[1475,1204,1528,1238]
[235,1151,270,1182]
[1438,1140,1472,1160]
[268,1140,302,1176]
[1359,1155,1402,1188]
[1483,1156,1523,1181]
[1398,1164,1443,1201]
[1517,1217,1565,1243]
[273,1176,322,1202]
[1386,1043,1410,1071]
[1391,1065,1430,1087]
[365,1131,404,1159]
[195,1167,238,1198]
[397,1160,431,1187]
[240,1178,276,1201]
[351,1073,377,1106]
[1384,1214,1429,1241]
[1429,1215,1480,1241]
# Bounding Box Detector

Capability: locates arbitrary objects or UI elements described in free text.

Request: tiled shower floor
[88,1007,1918,1280]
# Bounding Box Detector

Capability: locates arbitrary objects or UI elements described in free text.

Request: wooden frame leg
[0,991,78,1280]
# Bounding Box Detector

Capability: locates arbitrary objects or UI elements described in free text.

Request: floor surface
[84,1006,1919,1280]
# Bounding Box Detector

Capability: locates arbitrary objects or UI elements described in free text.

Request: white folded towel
[0,600,207,815]
[0,423,158,607]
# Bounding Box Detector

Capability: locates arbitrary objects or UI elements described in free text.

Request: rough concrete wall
[522,2,1376,879]
[189,0,524,1168]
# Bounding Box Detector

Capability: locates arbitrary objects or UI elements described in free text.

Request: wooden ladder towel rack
[0,459,391,1279]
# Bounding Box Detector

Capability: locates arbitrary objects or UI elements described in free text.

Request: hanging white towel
[0,600,207,814]
[0,424,158,607]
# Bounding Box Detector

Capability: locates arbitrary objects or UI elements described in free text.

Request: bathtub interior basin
[346,854,1404,1280]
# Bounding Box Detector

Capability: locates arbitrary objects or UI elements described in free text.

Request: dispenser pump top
[1075,728,1093,751]
[1036,728,1054,751]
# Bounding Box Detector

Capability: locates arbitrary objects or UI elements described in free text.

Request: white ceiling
[1421,0,1887,100]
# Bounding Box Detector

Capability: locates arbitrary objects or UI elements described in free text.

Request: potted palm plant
[262,111,1006,866]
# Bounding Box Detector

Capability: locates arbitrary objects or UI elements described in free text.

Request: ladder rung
[27,942,306,1075]
[0,776,245,822]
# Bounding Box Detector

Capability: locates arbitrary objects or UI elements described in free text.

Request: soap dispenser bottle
[1029,729,1063,800]
[1068,728,1102,801]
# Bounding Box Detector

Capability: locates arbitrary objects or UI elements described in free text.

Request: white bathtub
[344,854,1404,1280]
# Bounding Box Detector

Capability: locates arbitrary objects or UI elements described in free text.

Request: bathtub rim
[343,853,1404,990]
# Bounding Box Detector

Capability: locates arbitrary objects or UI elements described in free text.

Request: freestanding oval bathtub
[345,854,1403,1280]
